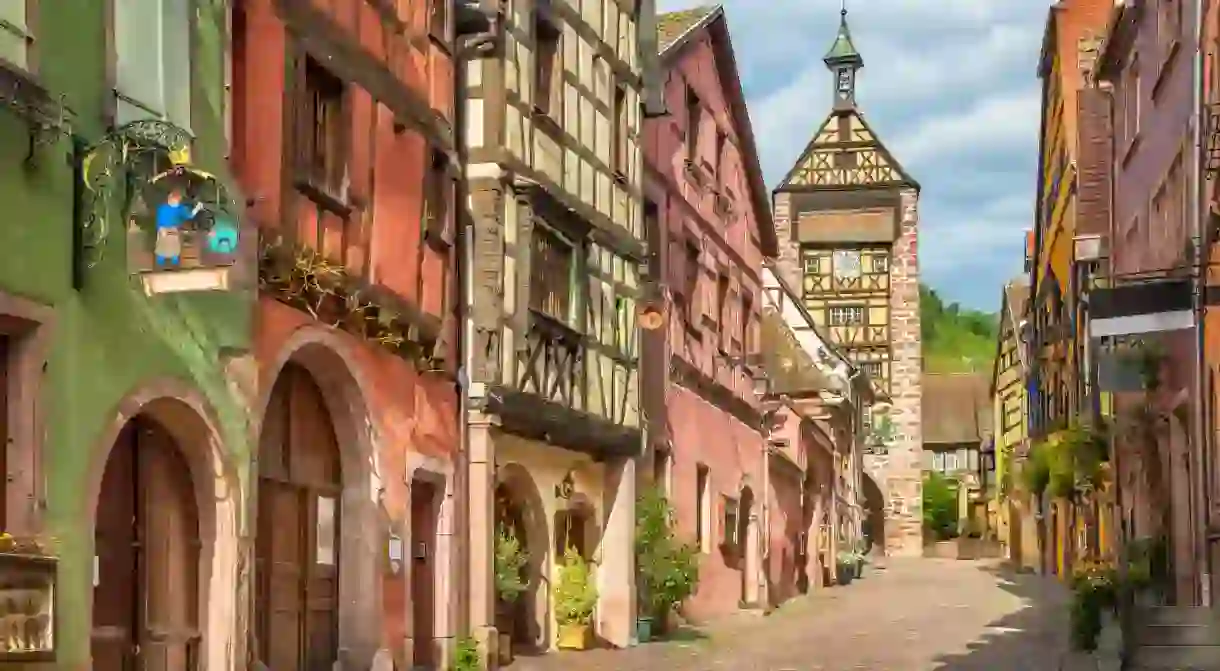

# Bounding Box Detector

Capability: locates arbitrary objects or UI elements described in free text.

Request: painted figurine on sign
[155,187,202,266]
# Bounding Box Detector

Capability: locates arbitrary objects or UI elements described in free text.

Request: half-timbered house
[235,0,460,668]
[461,0,657,657]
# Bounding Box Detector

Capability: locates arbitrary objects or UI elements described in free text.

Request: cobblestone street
[509,558,1085,671]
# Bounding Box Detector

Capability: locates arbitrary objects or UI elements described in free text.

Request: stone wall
[878,188,924,556]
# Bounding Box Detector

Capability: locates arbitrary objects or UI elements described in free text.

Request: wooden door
[91,420,200,671]
[411,482,436,667]
[256,365,341,671]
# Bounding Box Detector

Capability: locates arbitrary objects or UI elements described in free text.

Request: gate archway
[495,463,550,651]
[862,473,886,554]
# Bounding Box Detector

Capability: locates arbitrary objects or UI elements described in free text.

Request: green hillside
[921,285,998,374]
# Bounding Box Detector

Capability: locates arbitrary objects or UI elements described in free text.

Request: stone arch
[83,377,241,671]
[862,473,886,555]
[256,326,381,669]
[495,462,550,651]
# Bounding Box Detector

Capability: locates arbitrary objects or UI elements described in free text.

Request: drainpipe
[1193,0,1212,607]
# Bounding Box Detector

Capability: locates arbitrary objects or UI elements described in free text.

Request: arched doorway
[91,416,200,671]
[862,474,886,555]
[254,363,342,671]
[494,464,549,651]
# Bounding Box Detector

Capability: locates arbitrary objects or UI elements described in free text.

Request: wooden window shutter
[114,0,167,123]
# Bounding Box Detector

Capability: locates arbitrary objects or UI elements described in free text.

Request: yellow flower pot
[556,622,590,650]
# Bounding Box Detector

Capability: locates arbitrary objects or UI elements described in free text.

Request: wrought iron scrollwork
[74,119,233,274]
[0,61,75,165]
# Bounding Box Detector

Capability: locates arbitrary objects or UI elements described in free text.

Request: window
[683,240,700,321]
[1123,54,1141,147]
[114,0,192,127]
[741,294,753,353]
[529,225,576,325]
[871,254,889,274]
[714,127,727,177]
[717,274,729,328]
[685,86,701,159]
[0,3,32,71]
[429,0,448,42]
[862,361,883,380]
[932,451,945,472]
[722,496,741,548]
[555,508,591,560]
[829,305,865,326]
[613,84,628,177]
[301,57,347,196]
[534,16,561,116]
[423,149,450,244]
[944,451,959,472]
[696,465,711,553]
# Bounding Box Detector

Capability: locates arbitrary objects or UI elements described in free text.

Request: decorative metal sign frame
[73,119,239,286]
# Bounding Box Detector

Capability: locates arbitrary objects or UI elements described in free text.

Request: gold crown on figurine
[168,145,192,166]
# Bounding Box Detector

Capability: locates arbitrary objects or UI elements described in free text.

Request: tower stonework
[770,9,923,556]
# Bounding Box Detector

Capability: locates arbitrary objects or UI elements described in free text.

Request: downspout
[1193,0,1213,607]
[454,32,472,637]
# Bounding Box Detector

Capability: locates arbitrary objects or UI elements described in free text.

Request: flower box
[0,552,56,661]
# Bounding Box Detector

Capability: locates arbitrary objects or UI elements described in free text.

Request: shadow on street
[930,564,1076,671]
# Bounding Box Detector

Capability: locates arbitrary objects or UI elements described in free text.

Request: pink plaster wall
[666,386,763,619]
[255,299,458,650]
[641,13,778,621]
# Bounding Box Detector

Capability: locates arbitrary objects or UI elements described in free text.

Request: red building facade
[231,0,458,667]
[642,5,779,620]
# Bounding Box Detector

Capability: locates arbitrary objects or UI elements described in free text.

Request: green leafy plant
[450,635,481,671]
[635,487,700,619]
[1069,559,1118,651]
[922,471,960,540]
[495,524,529,605]
[553,547,598,625]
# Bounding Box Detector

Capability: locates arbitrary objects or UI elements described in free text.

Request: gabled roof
[924,373,992,446]
[774,108,918,192]
[657,5,718,53]
[657,5,778,256]
[989,277,1031,395]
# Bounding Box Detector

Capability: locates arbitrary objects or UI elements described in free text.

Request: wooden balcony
[486,310,641,459]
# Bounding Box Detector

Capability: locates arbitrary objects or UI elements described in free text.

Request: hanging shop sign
[75,119,242,293]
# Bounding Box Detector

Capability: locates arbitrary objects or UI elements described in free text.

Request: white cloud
[657,0,1047,309]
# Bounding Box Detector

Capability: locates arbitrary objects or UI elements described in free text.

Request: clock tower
[770,6,924,557]
[824,7,863,110]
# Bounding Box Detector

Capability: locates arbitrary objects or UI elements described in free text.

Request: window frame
[612,82,628,179]
[112,0,193,130]
[0,0,36,74]
[528,222,582,329]
[533,14,561,117]
[828,305,866,326]
[298,55,349,201]
[685,85,701,160]
[423,148,452,247]
[695,464,711,553]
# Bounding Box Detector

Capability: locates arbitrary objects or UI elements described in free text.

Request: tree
[922,471,960,540]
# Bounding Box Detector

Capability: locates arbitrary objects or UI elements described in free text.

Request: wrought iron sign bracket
[0,62,75,168]
[1207,102,1220,179]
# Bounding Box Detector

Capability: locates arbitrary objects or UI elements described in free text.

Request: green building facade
[1,1,253,667]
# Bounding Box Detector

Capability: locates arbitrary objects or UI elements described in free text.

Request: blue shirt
[156,201,195,230]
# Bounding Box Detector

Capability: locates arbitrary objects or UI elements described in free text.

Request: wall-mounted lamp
[555,471,575,500]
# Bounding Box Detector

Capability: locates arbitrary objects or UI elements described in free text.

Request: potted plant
[635,487,700,642]
[554,547,598,650]
[494,524,529,664]
[836,550,857,585]
[451,636,481,671]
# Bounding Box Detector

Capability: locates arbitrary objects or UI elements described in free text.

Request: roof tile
[657,5,717,53]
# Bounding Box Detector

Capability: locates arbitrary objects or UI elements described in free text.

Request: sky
[655,0,1048,312]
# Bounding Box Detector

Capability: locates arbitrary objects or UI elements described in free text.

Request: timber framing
[485,386,642,459]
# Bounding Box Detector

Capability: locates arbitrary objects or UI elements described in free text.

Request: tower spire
[824,4,863,110]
